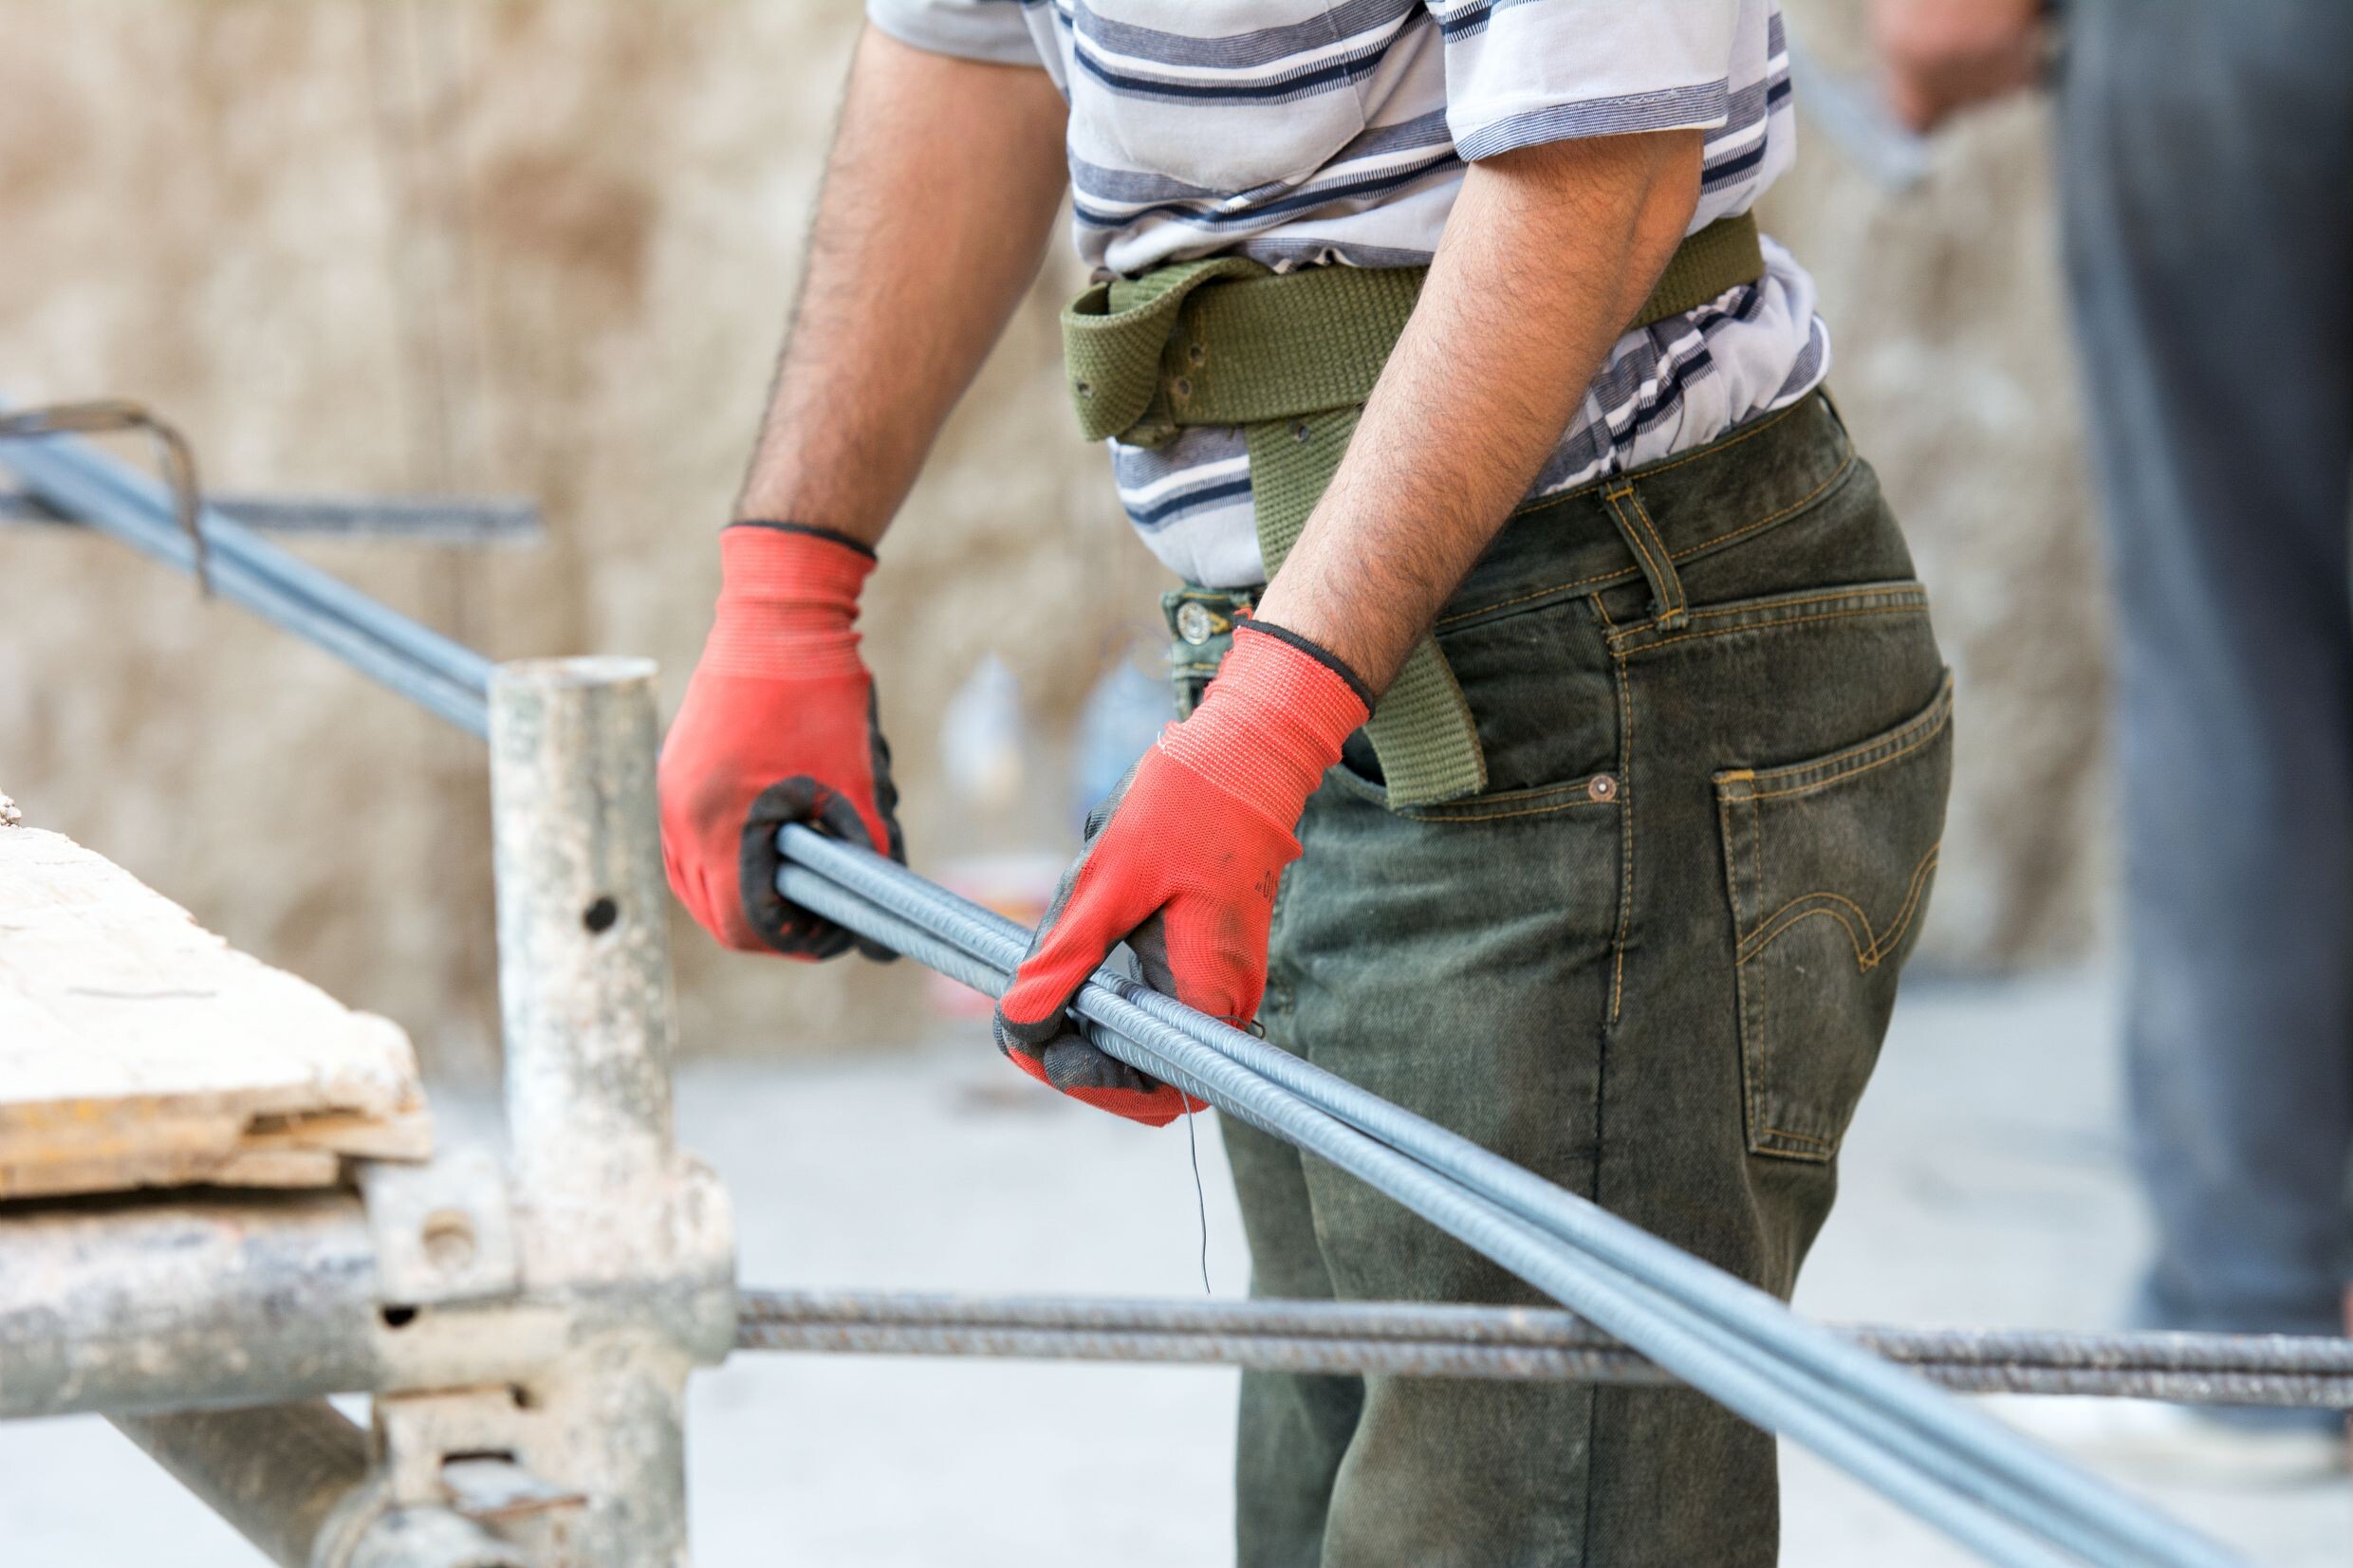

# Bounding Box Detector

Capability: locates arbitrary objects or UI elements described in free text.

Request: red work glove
[658,521,904,961]
[993,621,1372,1126]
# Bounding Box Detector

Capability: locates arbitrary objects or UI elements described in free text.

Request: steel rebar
[736,1289,2353,1409]
[775,858,2242,1568]
[778,832,2242,1560]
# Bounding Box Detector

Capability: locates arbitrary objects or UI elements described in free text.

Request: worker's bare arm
[732,27,1068,544]
[1251,131,1702,694]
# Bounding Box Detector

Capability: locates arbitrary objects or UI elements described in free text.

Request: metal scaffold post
[0,655,735,1564]
[460,656,736,1568]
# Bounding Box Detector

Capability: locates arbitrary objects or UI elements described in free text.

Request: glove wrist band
[727,518,878,561]
[1232,618,1374,710]
[708,522,876,680]
[1160,615,1373,829]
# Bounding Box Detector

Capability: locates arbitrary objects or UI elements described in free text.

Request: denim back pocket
[1713,672,1954,1162]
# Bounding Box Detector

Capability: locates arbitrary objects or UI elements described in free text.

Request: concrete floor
[3,968,2345,1565]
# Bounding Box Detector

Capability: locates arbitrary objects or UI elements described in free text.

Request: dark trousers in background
[2059,0,2353,1398]
[1174,397,1953,1565]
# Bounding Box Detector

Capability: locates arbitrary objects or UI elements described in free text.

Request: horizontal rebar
[1,487,545,544]
[736,1290,2353,1409]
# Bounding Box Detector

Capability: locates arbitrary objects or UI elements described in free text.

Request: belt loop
[1603,481,1689,631]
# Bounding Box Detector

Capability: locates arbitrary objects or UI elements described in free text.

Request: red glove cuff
[703,522,876,679]
[1158,620,1372,835]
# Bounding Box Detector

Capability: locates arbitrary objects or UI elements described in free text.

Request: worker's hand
[1867,0,2047,135]
[993,622,1371,1126]
[658,522,903,961]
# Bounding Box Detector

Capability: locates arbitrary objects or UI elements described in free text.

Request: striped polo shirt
[869,0,1827,588]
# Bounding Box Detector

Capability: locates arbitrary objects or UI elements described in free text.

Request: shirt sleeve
[1428,0,1738,162]
[867,0,1045,67]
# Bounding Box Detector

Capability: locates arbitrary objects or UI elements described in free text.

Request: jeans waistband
[1163,392,1855,654]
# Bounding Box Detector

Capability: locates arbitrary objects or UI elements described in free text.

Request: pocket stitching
[1719,673,1954,1163]
[1435,437,1859,632]
[1617,601,1930,660]
[1322,766,1620,819]
[1731,676,1955,802]
[1612,637,1636,1024]
[1605,583,1930,645]
[1735,841,1943,971]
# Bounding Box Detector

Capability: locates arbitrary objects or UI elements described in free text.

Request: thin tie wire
[1181,1099,1211,1294]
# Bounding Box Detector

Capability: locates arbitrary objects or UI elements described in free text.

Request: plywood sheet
[0,821,430,1197]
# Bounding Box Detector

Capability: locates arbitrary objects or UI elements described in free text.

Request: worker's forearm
[732,28,1068,544]
[1251,132,1702,692]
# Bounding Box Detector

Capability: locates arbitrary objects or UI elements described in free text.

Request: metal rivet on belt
[1188,342,1206,366]
[1588,773,1618,802]
[1173,377,1193,399]
[1175,601,1217,646]
[1074,379,1093,399]
[1291,421,1311,443]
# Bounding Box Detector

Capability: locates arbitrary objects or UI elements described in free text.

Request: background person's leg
[2058,0,2353,1372]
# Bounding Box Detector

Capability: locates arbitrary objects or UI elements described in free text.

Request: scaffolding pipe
[111,1402,524,1568]
[482,657,723,1567]
[0,1190,384,1420]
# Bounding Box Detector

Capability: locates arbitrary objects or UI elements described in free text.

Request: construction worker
[1872,0,2352,1479]
[660,4,1953,1562]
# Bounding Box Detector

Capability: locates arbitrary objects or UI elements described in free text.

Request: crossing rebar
[775,834,2251,1568]
[736,1289,2353,1410]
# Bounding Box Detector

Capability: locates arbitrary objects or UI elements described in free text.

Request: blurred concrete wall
[0,0,2102,1074]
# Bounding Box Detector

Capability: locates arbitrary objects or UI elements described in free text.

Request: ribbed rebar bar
[776,858,2244,1568]
[735,1290,2353,1408]
[777,830,2253,1567]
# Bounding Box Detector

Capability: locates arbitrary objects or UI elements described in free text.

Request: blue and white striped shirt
[870,0,1828,587]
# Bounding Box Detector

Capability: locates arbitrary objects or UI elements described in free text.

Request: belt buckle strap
[1063,256,1269,447]
[1161,586,1255,721]
[1246,411,1490,807]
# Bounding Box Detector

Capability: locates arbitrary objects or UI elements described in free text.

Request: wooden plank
[0,821,431,1197]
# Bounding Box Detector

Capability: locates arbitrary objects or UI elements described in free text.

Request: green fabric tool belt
[1061,212,1765,807]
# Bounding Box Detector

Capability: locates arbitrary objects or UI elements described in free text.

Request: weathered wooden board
[0,820,430,1198]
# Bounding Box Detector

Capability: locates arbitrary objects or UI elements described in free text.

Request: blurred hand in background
[1869,0,2048,133]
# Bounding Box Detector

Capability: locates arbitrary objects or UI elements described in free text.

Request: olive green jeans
[1164,395,1953,1568]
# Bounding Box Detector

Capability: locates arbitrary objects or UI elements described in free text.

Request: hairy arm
[1251,131,1703,692]
[732,27,1070,543]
